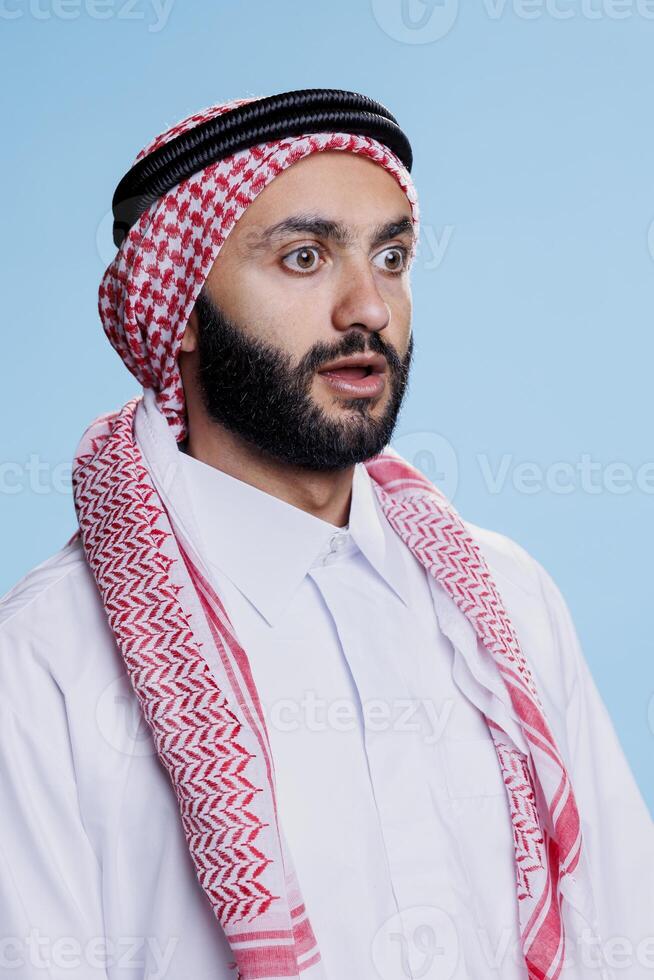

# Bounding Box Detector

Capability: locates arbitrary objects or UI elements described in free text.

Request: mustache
[298,329,406,380]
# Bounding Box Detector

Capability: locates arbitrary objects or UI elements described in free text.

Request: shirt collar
[177,452,411,626]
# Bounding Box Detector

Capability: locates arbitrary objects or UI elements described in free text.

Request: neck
[183,415,354,528]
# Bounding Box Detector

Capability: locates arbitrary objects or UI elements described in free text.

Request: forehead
[231,150,412,233]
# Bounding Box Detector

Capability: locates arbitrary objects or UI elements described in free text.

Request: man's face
[184,150,416,471]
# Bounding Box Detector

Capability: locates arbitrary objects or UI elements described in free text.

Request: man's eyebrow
[369,216,415,249]
[245,213,415,251]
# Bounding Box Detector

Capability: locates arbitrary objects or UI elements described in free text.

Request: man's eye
[281,246,323,274]
[372,246,409,274]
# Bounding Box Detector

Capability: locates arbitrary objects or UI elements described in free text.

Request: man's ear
[180,307,199,354]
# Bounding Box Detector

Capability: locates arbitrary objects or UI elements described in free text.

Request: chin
[320,390,387,411]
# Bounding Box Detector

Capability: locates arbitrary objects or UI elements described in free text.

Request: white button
[320,532,349,564]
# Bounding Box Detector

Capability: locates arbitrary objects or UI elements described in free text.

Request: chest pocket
[441,737,508,799]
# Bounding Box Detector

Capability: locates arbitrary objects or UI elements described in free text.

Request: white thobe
[0,447,652,979]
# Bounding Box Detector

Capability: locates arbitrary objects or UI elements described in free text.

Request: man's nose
[331,257,391,334]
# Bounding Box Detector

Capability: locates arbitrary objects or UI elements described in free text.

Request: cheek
[233,294,322,367]
[386,283,412,341]
[241,277,327,355]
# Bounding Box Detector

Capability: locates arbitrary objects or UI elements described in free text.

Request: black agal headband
[111,88,414,248]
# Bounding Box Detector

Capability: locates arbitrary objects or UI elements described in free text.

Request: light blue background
[1,0,652,813]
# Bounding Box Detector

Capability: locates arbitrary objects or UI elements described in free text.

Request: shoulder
[463,519,569,614]
[1,535,88,623]
[462,520,582,706]
[463,521,547,597]
[0,535,102,638]
[0,536,120,696]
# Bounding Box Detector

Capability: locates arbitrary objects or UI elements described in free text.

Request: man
[0,89,651,980]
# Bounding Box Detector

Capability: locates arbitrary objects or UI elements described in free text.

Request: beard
[191,289,413,472]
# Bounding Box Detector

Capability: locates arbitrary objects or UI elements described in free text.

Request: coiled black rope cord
[111,88,413,247]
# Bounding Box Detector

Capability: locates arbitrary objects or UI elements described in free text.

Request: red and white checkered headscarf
[73,96,594,979]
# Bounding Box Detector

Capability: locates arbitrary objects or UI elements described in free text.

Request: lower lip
[318,371,387,397]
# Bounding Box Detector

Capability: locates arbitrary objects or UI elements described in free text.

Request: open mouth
[317,358,387,397]
[322,365,375,380]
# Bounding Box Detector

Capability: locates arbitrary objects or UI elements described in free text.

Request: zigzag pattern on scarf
[493,742,545,898]
[73,399,278,928]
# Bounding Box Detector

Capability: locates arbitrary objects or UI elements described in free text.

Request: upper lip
[317,353,387,375]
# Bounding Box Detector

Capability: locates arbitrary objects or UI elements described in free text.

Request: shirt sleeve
[537,565,654,971]
[0,614,109,980]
